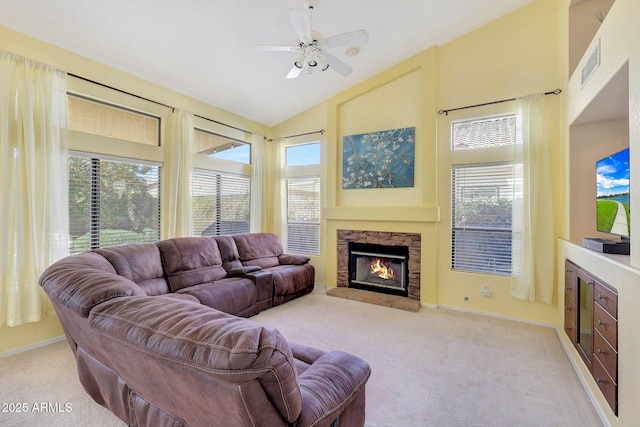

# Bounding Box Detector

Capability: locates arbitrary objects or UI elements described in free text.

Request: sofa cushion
[95,243,169,296]
[233,233,283,269]
[156,237,228,292]
[266,264,315,297]
[176,277,257,317]
[212,235,244,271]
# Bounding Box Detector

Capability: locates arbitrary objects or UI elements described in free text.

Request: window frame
[285,175,321,255]
[449,113,516,276]
[68,151,162,254]
[282,140,322,255]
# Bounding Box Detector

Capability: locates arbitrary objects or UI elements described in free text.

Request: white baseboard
[435,304,555,328]
[0,335,66,359]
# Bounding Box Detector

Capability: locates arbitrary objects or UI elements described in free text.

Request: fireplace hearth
[349,242,409,297]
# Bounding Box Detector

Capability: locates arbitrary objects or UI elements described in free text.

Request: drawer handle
[565,327,572,331]
[596,377,606,384]
[597,320,605,327]
[565,306,572,311]
[598,294,606,300]
[566,268,573,273]
[597,348,606,355]
[566,287,571,291]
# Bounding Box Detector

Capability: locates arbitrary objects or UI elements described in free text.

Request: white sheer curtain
[511,93,555,303]
[163,109,194,238]
[0,51,69,327]
[271,139,285,235]
[250,133,266,232]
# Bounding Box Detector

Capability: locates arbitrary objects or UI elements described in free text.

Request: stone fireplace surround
[337,230,421,300]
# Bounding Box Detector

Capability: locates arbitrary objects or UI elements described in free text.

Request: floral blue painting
[342,127,415,189]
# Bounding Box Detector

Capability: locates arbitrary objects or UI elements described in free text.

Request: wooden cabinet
[564,259,618,415]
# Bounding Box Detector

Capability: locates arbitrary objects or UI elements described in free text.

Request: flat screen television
[596,147,630,238]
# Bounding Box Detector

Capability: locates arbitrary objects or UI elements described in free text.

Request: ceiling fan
[258,0,368,79]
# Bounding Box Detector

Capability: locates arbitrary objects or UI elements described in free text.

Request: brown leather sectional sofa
[39,233,371,426]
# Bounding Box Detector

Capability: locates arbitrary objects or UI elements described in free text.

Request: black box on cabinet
[583,238,630,255]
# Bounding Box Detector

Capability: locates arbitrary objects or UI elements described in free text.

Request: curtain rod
[67,72,256,135]
[437,89,562,116]
[268,129,325,142]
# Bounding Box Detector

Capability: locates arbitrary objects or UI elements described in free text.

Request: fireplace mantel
[323,207,439,223]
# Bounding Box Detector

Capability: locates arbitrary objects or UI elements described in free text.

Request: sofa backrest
[89,296,303,425]
[212,235,244,271]
[233,233,284,269]
[156,237,228,292]
[95,243,169,296]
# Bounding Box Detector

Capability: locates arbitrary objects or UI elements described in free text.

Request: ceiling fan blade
[288,8,312,44]
[286,65,304,79]
[320,29,369,49]
[321,50,353,77]
[255,45,300,52]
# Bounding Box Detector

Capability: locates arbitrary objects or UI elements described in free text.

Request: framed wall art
[342,127,415,189]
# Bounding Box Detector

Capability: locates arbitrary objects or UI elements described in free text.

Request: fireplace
[348,242,409,297]
[338,230,421,300]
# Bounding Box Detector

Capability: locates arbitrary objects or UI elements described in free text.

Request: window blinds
[68,154,161,254]
[192,171,251,236]
[451,163,514,275]
[286,176,320,255]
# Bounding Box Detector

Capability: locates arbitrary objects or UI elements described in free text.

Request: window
[286,177,320,254]
[194,128,250,164]
[286,142,321,166]
[450,114,515,275]
[68,154,161,254]
[192,171,251,236]
[451,164,513,275]
[452,115,515,151]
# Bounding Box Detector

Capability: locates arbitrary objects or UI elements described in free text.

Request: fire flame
[370,258,394,280]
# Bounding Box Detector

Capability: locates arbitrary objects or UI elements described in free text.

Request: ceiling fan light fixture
[345,46,360,57]
[294,54,305,69]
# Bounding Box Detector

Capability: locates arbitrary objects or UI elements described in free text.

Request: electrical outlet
[480,285,492,297]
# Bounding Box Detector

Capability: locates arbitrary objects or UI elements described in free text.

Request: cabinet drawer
[564,261,577,302]
[594,282,617,318]
[593,356,618,415]
[594,302,617,349]
[594,329,617,383]
[564,297,577,342]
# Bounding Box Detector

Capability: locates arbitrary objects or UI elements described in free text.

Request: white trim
[435,304,555,328]
[0,336,65,359]
[420,303,438,309]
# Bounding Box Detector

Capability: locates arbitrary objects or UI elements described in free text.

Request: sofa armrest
[39,253,145,317]
[295,351,371,427]
[278,253,310,265]
[228,265,262,276]
[246,270,273,310]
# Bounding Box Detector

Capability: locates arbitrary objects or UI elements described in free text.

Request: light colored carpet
[0,285,602,427]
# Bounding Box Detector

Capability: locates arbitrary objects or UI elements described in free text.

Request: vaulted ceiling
[0,0,533,126]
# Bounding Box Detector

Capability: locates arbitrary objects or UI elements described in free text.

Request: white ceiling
[0,0,533,127]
